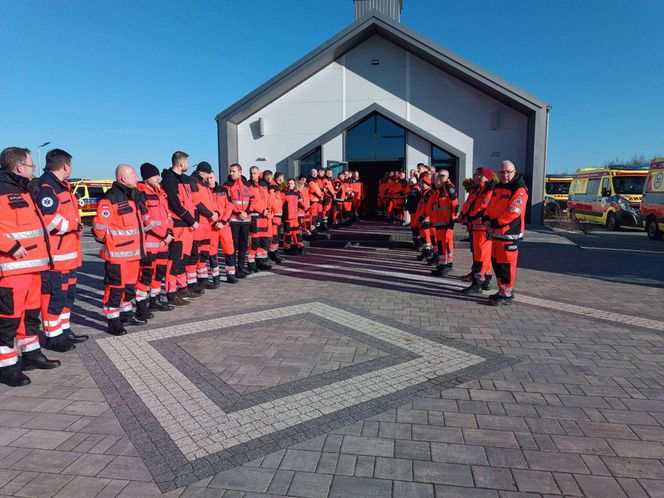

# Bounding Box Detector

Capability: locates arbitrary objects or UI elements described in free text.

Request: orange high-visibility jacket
[136,182,173,253]
[224,177,253,224]
[308,178,324,203]
[190,173,218,225]
[36,170,81,271]
[464,184,494,232]
[0,170,52,277]
[92,182,144,262]
[483,174,528,240]
[427,182,458,229]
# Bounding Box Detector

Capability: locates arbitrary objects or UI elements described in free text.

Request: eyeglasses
[20,162,36,169]
[499,170,515,175]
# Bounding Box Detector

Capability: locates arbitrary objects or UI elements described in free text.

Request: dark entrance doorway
[350,160,403,214]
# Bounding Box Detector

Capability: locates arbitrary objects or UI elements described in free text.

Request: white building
[216,0,550,222]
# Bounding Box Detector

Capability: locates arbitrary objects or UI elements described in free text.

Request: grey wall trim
[218,121,238,180]
[214,13,549,125]
[285,103,467,179]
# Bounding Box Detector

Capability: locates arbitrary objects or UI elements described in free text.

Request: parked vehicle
[544,174,572,216]
[71,179,113,219]
[567,165,648,230]
[641,158,664,240]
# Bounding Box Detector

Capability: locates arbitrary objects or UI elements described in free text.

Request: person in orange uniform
[415,174,435,261]
[246,166,272,273]
[264,170,284,264]
[135,163,177,309]
[318,169,335,231]
[388,171,408,224]
[298,175,312,235]
[283,178,305,254]
[483,161,528,306]
[460,167,496,294]
[331,171,346,228]
[341,171,355,225]
[161,151,203,302]
[405,176,424,250]
[377,171,390,216]
[207,172,239,284]
[428,171,458,277]
[36,148,87,352]
[92,164,146,336]
[190,162,220,288]
[224,164,253,278]
[350,171,363,220]
[307,169,324,232]
[0,147,60,387]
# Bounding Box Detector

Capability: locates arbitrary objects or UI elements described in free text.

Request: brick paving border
[78,299,517,492]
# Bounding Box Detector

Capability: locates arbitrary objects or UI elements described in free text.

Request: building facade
[216,0,550,222]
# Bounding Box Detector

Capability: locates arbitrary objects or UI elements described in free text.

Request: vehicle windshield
[612,176,646,195]
[87,187,106,199]
[545,182,570,195]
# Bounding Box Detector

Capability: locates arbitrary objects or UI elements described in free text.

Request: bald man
[93,164,150,336]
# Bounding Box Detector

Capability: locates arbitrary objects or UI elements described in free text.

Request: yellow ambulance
[71,179,114,219]
[567,165,648,230]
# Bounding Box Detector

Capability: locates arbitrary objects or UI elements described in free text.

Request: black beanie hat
[196,161,213,174]
[140,162,160,181]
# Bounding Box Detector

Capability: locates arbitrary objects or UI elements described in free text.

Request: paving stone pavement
[0,223,662,497]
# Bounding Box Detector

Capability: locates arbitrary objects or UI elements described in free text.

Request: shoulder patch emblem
[41,197,54,208]
[101,209,111,218]
[515,198,522,205]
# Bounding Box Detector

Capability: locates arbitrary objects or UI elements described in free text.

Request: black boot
[416,251,429,261]
[107,318,127,336]
[256,258,272,271]
[235,269,247,279]
[63,329,88,343]
[268,251,283,264]
[210,276,221,289]
[461,278,483,295]
[120,311,147,326]
[21,350,61,370]
[297,245,305,254]
[150,296,174,311]
[431,264,450,277]
[135,300,154,321]
[489,294,515,306]
[188,283,206,295]
[0,364,30,387]
[198,278,216,290]
[482,275,492,291]
[247,262,258,273]
[426,254,439,266]
[226,274,239,284]
[285,246,298,255]
[43,338,76,353]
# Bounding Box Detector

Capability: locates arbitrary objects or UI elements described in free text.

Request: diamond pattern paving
[178,318,388,394]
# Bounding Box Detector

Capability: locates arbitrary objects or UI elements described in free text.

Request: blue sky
[2,0,662,177]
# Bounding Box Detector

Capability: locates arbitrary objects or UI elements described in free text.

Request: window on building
[346,113,405,162]
[431,144,458,182]
[299,146,321,177]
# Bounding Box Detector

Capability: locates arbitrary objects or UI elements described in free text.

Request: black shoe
[178,287,200,300]
[210,276,221,289]
[188,283,206,295]
[256,259,272,270]
[268,251,283,264]
[297,246,305,254]
[21,350,61,370]
[416,252,427,261]
[107,318,127,336]
[166,293,190,307]
[135,300,154,321]
[431,265,450,277]
[44,339,76,353]
[461,280,483,295]
[150,296,175,311]
[0,364,31,387]
[198,278,216,290]
[482,275,492,291]
[235,270,247,279]
[426,255,439,266]
[120,312,147,326]
[489,294,514,306]
[64,330,89,343]
[285,246,298,255]
[247,262,258,273]
[226,274,239,284]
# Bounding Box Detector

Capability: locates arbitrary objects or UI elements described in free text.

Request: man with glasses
[0,147,61,386]
[483,160,528,305]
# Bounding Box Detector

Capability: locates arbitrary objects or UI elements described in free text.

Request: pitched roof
[215,11,549,124]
